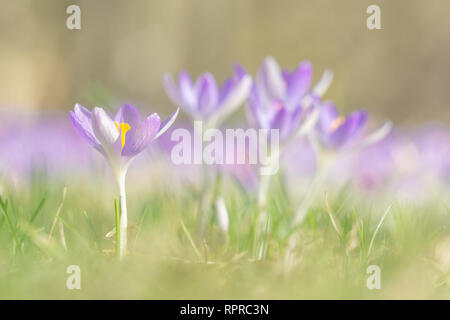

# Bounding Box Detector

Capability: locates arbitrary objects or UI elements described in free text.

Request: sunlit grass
[0,172,449,299]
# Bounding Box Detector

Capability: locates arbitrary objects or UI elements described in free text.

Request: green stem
[114,199,120,261]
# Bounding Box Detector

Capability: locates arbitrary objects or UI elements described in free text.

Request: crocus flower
[315,101,368,150]
[69,103,178,259]
[247,56,333,143]
[0,113,94,184]
[242,57,333,240]
[414,125,450,184]
[163,66,252,127]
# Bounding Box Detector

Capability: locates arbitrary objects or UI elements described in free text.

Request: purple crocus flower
[69,104,178,177]
[414,124,450,183]
[247,56,333,142]
[163,66,252,126]
[0,113,94,185]
[315,101,368,150]
[69,103,178,259]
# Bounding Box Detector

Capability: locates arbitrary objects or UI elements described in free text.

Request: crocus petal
[154,108,179,141]
[271,106,302,141]
[122,113,161,157]
[209,74,252,128]
[233,63,247,80]
[92,107,119,146]
[218,64,250,106]
[69,103,101,148]
[114,104,141,127]
[285,61,313,110]
[163,73,184,107]
[297,106,320,137]
[345,110,368,137]
[218,77,235,106]
[179,70,197,110]
[257,56,286,101]
[197,73,219,115]
[355,121,393,150]
[247,87,276,130]
[312,69,333,98]
[328,110,368,148]
[317,102,339,133]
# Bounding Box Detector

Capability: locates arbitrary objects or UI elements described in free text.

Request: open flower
[69,103,178,259]
[69,103,178,178]
[247,56,333,142]
[163,66,252,126]
[315,101,368,150]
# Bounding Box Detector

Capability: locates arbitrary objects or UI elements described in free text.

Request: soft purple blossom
[414,124,450,183]
[163,66,252,123]
[0,114,94,183]
[69,103,178,176]
[315,101,368,150]
[246,56,332,142]
[69,103,178,259]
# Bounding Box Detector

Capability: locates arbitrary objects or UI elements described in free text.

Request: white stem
[118,170,128,260]
[293,148,335,226]
[257,173,271,224]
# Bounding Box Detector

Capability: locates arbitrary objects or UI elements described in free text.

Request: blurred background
[1,0,449,125]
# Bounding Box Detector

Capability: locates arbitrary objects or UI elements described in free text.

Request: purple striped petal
[122,113,161,157]
[154,108,179,140]
[258,56,286,101]
[69,104,101,148]
[163,73,184,107]
[179,70,197,110]
[233,63,247,80]
[324,109,368,149]
[197,73,218,115]
[317,102,339,133]
[92,107,119,146]
[114,104,141,127]
[285,61,313,110]
[270,105,303,141]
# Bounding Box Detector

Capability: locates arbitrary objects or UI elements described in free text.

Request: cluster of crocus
[161,56,391,242]
[64,56,449,261]
[246,57,321,143]
[163,67,252,234]
[69,103,178,259]
[0,114,93,184]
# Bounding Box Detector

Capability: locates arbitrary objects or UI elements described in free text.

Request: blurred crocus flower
[247,56,333,142]
[315,101,368,150]
[414,125,450,183]
[0,114,94,183]
[163,66,252,127]
[69,103,178,259]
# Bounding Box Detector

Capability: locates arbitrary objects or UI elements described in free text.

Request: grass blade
[83,210,101,253]
[367,204,392,258]
[0,196,19,243]
[180,220,202,262]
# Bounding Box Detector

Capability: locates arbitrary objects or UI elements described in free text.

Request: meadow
[0,113,449,299]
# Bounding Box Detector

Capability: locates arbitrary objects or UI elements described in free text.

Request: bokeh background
[1,0,450,125]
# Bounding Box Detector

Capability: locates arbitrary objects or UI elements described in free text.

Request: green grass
[0,173,449,299]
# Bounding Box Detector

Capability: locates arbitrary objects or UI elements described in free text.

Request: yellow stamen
[115,122,131,148]
[328,116,346,133]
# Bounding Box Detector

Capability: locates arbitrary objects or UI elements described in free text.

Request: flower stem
[118,170,128,260]
[292,150,335,226]
[114,199,120,261]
